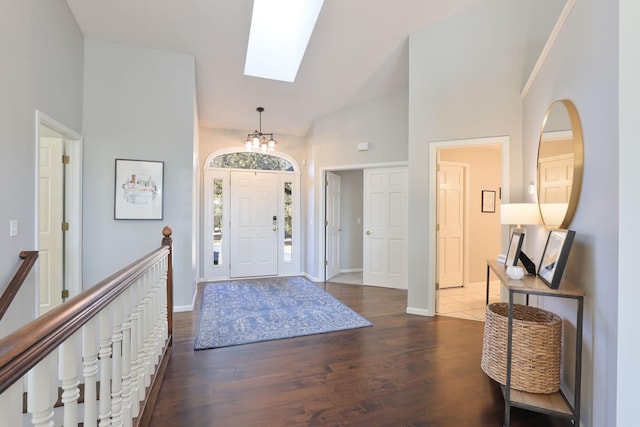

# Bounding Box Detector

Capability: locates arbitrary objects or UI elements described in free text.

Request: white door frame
[202,149,301,281]
[320,161,407,282]
[35,110,83,310]
[427,136,509,315]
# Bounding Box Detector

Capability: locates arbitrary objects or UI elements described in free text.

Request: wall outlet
[9,220,18,237]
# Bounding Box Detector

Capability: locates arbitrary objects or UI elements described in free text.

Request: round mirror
[537,99,584,229]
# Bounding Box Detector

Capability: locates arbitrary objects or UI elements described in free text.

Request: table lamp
[500,203,540,275]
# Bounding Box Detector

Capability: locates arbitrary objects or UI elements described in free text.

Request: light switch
[9,220,18,237]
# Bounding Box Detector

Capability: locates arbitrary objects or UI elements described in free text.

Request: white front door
[39,136,64,314]
[438,162,466,289]
[229,171,278,278]
[325,171,341,280]
[363,167,408,289]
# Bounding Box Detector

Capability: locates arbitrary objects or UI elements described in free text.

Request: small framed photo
[114,159,164,220]
[504,230,525,267]
[538,229,576,289]
[481,190,496,213]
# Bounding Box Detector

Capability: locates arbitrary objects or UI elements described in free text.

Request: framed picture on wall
[114,159,164,220]
[481,190,496,213]
[538,229,576,289]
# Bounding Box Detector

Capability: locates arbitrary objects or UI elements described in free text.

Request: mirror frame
[536,99,584,229]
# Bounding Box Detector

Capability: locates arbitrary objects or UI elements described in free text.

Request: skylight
[244,0,324,83]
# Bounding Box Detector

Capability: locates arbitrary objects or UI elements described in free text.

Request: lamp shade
[500,203,540,226]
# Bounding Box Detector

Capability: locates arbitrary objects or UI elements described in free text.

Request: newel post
[161,226,173,340]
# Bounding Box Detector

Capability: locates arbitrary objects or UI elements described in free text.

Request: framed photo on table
[504,230,525,267]
[114,159,164,220]
[538,229,576,289]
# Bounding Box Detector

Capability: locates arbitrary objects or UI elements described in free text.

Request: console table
[485,260,584,427]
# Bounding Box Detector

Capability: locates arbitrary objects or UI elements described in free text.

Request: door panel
[438,163,465,289]
[39,137,64,314]
[230,171,278,277]
[363,167,408,289]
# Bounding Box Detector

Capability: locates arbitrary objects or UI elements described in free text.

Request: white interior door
[539,154,573,203]
[39,137,64,314]
[229,171,278,278]
[363,167,408,289]
[438,162,465,289]
[325,171,341,280]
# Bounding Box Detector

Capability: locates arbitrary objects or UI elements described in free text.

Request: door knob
[366,230,371,235]
[273,227,277,231]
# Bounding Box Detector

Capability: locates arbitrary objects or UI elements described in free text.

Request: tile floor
[330,272,502,322]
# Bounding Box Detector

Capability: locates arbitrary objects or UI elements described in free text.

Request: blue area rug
[194,276,372,350]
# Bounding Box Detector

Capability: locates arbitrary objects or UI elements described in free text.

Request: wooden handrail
[0,251,38,322]
[0,228,173,395]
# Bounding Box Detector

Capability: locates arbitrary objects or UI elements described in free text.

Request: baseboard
[304,272,322,283]
[406,307,434,317]
[173,304,193,313]
[339,268,363,273]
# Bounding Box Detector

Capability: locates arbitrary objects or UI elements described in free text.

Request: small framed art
[538,229,576,289]
[481,190,496,213]
[504,230,525,267]
[114,159,164,220]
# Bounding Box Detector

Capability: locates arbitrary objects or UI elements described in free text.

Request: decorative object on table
[114,159,164,220]
[194,276,372,350]
[481,302,562,394]
[500,203,540,275]
[506,266,525,280]
[504,230,524,267]
[538,229,576,289]
[481,190,496,213]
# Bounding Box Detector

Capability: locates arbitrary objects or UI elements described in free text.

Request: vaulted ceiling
[65,0,491,136]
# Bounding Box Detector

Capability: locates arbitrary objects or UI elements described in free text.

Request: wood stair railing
[0,226,174,427]
[0,250,38,321]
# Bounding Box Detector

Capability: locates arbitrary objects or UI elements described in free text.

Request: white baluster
[159,257,169,343]
[0,379,24,427]
[129,277,141,415]
[110,295,124,426]
[59,332,81,426]
[27,353,56,427]
[136,272,148,403]
[141,271,154,388]
[120,287,133,427]
[150,263,162,365]
[98,308,113,427]
[82,317,99,427]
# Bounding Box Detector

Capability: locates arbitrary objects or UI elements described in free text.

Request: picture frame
[481,190,496,213]
[504,230,525,267]
[114,159,164,220]
[538,229,576,289]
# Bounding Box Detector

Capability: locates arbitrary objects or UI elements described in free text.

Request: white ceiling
[65,0,490,136]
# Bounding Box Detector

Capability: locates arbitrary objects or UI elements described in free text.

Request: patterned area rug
[194,276,372,350]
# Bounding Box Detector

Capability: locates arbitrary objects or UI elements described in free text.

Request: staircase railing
[0,226,174,427]
[0,251,39,321]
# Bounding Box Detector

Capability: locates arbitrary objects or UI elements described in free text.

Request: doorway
[202,150,301,281]
[324,165,408,290]
[35,111,83,315]
[430,137,508,320]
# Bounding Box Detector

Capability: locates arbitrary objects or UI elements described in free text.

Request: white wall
[0,0,83,335]
[523,0,619,425]
[305,91,409,280]
[618,1,640,424]
[82,39,197,309]
[407,0,536,314]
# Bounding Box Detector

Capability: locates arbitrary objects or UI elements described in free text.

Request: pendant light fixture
[244,107,277,152]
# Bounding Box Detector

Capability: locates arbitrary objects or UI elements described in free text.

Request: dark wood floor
[149,281,573,426]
